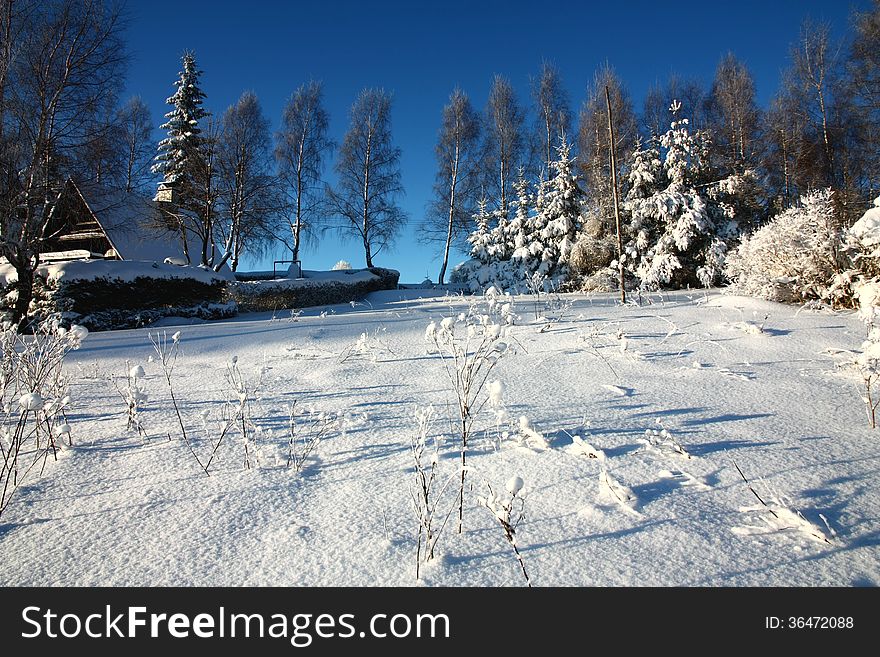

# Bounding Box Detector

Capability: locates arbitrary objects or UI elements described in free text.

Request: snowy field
[1,288,879,586]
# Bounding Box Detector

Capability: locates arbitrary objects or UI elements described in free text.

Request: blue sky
[123,0,870,282]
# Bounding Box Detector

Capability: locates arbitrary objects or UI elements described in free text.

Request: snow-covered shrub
[846,196,880,281]
[0,260,234,331]
[332,260,353,271]
[725,189,844,303]
[0,321,85,517]
[229,267,400,313]
[568,216,617,282]
[849,278,880,428]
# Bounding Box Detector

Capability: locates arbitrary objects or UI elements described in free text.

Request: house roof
[71,181,189,263]
[38,180,232,278]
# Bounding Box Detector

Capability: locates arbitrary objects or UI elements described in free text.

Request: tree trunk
[605,86,626,304]
[438,144,460,286]
[364,238,373,268]
[12,262,34,333]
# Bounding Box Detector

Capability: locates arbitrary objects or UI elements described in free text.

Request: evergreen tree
[508,169,534,265]
[529,137,582,280]
[624,102,725,288]
[152,52,208,260]
[468,196,494,264]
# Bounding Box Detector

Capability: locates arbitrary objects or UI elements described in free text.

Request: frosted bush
[725,189,844,303]
[332,260,353,271]
[1,321,84,517]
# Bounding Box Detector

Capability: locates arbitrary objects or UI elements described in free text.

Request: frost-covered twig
[409,406,456,580]
[113,362,148,438]
[479,476,531,587]
[286,401,335,472]
[732,461,833,544]
[223,355,265,470]
[0,322,84,518]
[150,331,209,475]
[339,327,395,363]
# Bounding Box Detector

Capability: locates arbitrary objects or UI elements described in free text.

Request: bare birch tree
[578,64,638,233]
[423,88,481,285]
[117,96,154,194]
[327,88,407,268]
[275,81,333,264]
[0,0,126,330]
[530,61,570,179]
[481,75,525,219]
[215,91,278,272]
[705,53,761,174]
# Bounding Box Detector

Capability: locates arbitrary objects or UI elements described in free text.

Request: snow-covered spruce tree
[454,140,582,293]
[622,102,727,289]
[151,52,208,259]
[527,137,582,283]
[455,196,513,292]
[467,197,495,266]
[507,169,533,262]
[725,189,844,303]
[152,52,209,264]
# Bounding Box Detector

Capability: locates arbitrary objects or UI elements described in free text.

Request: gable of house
[42,180,189,264]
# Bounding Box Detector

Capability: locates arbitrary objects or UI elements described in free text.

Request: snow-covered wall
[228,267,400,312]
[1,260,233,331]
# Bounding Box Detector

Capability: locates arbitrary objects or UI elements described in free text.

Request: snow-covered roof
[73,182,189,263]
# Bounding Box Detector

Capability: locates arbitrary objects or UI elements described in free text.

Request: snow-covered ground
[1,289,878,586]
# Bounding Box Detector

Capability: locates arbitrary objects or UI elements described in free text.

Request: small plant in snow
[732,462,834,544]
[332,260,353,271]
[485,379,510,449]
[427,301,513,532]
[567,430,606,461]
[598,468,640,516]
[478,475,531,587]
[526,275,572,331]
[515,415,549,450]
[639,419,691,458]
[149,330,210,474]
[286,401,336,472]
[0,321,84,518]
[408,406,456,580]
[340,327,394,362]
[114,363,149,438]
[223,355,267,470]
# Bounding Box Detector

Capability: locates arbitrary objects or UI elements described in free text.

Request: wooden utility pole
[605,86,626,304]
